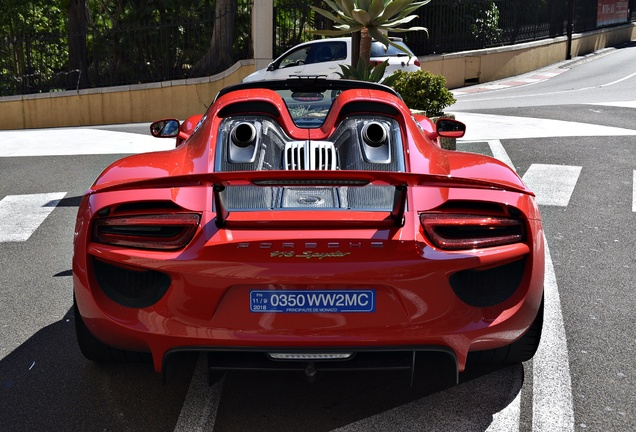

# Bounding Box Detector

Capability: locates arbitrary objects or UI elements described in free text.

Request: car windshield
[217,79,400,128]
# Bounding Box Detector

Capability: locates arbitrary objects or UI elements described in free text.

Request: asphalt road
[1,43,635,431]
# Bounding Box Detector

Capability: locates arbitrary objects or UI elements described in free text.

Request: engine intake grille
[284,141,337,170]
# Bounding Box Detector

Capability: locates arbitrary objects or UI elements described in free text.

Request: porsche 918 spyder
[72,78,544,385]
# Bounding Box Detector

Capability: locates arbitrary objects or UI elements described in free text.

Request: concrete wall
[1,22,634,130]
[422,23,636,88]
[0,60,254,130]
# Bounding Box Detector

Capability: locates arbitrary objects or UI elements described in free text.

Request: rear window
[370,41,414,57]
[276,89,335,127]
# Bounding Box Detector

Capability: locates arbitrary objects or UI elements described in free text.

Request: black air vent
[93,259,171,308]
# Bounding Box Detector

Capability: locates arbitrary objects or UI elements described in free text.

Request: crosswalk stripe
[522,164,582,207]
[0,192,67,242]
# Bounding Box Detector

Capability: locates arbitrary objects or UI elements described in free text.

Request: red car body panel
[73,80,544,375]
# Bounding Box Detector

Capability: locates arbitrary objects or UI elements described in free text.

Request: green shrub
[390,70,456,116]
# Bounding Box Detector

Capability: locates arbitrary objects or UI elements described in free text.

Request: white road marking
[587,101,636,109]
[0,193,67,242]
[455,112,636,140]
[532,240,575,431]
[333,366,524,432]
[0,128,174,157]
[490,144,575,431]
[522,164,582,207]
[633,171,636,212]
[599,72,636,87]
[487,139,516,170]
[173,355,223,432]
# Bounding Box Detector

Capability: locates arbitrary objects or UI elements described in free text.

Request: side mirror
[436,118,466,138]
[150,119,180,138]
[266,62,276,72]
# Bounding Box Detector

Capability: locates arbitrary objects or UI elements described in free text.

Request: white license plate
[250,290,375,313]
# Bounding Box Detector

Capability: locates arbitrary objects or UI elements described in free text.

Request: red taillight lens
[413,59,420,67]
[93,213,200,250]
[420,213,525,250]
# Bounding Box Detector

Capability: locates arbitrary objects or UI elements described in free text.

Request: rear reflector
[268,353,353,361]
[420,213,525,250]
[93,213,200,250]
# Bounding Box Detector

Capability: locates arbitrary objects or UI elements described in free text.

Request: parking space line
[488,140,516,170]
[532,240,575,431]
[0,192,67,242]
[490,142,575,431]
[174,354,223,432]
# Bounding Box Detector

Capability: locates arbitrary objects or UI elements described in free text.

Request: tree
[191,0,237,77]
[310,0,430,66]
[64,0,90,88]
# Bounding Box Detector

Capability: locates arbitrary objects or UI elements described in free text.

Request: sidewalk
[452,47,619,96]
[0,127,173,157]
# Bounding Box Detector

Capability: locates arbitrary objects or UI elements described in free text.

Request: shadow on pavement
[0,307,196,432]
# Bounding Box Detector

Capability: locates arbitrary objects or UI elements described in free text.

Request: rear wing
[95,170,533,229]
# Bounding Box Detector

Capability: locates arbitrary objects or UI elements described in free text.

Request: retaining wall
[1,23,634,130]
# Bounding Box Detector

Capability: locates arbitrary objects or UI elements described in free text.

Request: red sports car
[73,78,544,384]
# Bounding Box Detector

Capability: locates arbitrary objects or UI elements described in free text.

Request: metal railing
[1,0,635,96]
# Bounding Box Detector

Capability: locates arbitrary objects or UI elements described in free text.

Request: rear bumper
[73,188,545,374]
[74,255,544,374]
[166,346,459,385]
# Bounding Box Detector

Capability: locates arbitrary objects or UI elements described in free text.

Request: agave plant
[336,59,400,86]
[311,0,430,65]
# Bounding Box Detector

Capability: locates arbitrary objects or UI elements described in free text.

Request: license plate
[250,290,375,313]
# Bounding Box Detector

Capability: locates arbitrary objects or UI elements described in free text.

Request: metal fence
[275,0,636,57]
[0,2,252,96]
[1,0,635,96]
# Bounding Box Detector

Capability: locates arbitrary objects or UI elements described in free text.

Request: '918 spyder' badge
[271,251,351,259]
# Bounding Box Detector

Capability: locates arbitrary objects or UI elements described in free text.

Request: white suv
[243,37,420,82]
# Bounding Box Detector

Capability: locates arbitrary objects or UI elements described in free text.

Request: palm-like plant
[311,0,430,66]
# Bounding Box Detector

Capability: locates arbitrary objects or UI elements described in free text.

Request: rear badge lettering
[271,251,351,259]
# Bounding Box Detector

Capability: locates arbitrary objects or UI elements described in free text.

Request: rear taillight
[93,213,200,250]
[413,59,420,67]
[420,213,525,250]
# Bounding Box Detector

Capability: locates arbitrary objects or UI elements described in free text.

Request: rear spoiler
[94,170,533,228]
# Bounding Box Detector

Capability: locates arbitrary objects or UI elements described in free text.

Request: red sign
[597,0,629,26]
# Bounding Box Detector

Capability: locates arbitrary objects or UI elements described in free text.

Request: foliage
[274,0,322,56]
[310,0,430,64]
[336,59,399,86]
[389,69,455,116]
[469,1,503,46]
[0,0,68,95]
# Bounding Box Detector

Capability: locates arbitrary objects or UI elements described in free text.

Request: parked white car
[243,37,420,82]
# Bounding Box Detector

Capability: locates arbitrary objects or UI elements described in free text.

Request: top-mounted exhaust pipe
[361,122,388,147]
[230,122,257,148]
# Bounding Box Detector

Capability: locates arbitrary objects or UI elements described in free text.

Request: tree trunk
[191,0,237,77]
[351,31,361,67]
[359,26,372,65]
[67,0,90,89]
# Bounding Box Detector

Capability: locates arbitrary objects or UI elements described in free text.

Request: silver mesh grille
[284,141,337,170]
